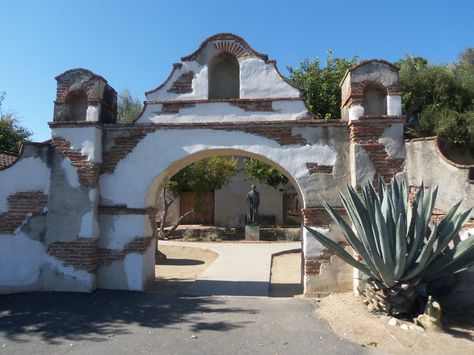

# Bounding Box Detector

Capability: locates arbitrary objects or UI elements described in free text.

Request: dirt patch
[269,251,303,297]
[148,245,218,294]
[314,292,474,354]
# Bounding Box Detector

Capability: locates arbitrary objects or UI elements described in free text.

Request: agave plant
[306,177,474,315]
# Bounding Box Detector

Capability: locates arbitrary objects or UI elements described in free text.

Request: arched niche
[363,84,387,115]
[208,53,240,99]
[66,90,88,121]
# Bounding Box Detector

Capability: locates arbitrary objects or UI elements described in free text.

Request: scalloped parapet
[137,33,308,124]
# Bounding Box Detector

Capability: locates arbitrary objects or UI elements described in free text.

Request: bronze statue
[246,185,260,224]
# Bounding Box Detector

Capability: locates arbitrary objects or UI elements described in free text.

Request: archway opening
[146,150,304,297]
[208,53,240,99]
[363,84,387,115]
[66,90,88,120]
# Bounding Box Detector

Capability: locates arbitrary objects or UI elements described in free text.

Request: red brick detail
[51,137,100,187]
[230,101,274,112]
[101,123,310,173]
[167,72,194,94]
[306,163,333,175]
[0,192,47,234]
[360,143,404,181]
[97,236,154,267]
[47,237,98,273]
[302,207,347,226]
[304,241,349,275]
[101,130,153,174]
[349,121,404,182]
[160,102,196,114]
[99,206,158,237]
[0,152,18,169]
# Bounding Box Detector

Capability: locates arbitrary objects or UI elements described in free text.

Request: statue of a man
[246,185,260,224]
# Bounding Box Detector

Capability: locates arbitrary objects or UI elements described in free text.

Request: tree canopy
[397,49,474,151]
[0,92,32,154]
[287,50,358,119]
[167,157,238,211]
[117,88,143,123]
[242,158,288,188]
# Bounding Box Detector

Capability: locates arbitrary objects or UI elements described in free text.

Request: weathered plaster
[100,129,338,208]
[0,157,50,213]
[379,123,405,159]
[99,214,152,250]
[52,127,103,163]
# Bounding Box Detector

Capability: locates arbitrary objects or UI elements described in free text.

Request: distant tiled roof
[0,151,18,169]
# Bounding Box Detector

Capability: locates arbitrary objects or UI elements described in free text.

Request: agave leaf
[421,235,474,278]
[402,224,438,280]
[393,214,407,280]
[434,207,473,257]
[424,244,474,280]
[323,202,380,277]
[373,191,395,274]
[304,226,376,278]
[338,187,395,286]
[407,184,436,266]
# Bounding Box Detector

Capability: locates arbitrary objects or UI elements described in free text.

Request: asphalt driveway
[0,291,370,354]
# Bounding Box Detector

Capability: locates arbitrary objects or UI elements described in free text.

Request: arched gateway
[0,33,405,295]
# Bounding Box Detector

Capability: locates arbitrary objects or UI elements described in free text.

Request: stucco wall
[405,138,474,212]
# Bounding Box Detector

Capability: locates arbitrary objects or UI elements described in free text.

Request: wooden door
[180,192,214,225]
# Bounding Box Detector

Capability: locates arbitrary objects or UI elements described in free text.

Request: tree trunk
[163,209,194,238]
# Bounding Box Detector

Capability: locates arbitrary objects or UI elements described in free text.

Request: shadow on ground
[0,290,256,344]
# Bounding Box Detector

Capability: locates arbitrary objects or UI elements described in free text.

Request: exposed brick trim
[51,137,100,187]
[101,129,154,174]
[47,237,98,273]
[230,100,274,112]
[167,71,194,94]
[104,119,348,130]
[301,207,347,226]
[304,241,349,275]
[360,143,404,181]
[98,236,154,268]
[146,97,303,105]
[49,121,103,129]
[0,192,47,234]
[0,152,18,169]
[157,102,195,115]
[306,163,333,175]
[99,206,158,238]
[349,120,405,182]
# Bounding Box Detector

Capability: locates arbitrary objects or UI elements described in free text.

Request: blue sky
[1,0,473,141]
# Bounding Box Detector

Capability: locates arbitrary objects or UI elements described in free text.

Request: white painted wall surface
[99,214,152,250]
[239,58,300,98]
[387,95,402,116]
[52,126,102,163]
[0,157,50,213]
[0,232,45,286]
[137,100,307,124]
[100,129,337,209]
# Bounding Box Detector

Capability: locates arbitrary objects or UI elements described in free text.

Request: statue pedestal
[245,225,260,241]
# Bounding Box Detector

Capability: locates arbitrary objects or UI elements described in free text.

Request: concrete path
[159,240,301,297]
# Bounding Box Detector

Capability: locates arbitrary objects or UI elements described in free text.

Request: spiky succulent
[306,177,473,290]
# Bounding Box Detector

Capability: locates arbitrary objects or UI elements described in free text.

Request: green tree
[117,88,143,123]
[398,52,474,151]
[287,50,358,119]
[242,158,288,188]
[0,92,32,154]
[159,157,238,237]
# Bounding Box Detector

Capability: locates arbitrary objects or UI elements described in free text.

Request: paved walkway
[159,240,301,297]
